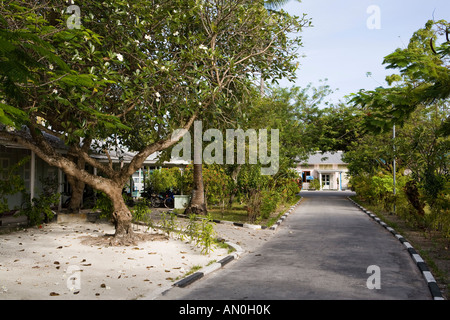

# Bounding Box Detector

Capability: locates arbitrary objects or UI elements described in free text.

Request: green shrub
[93,192,114,220]
[18,176,60,226]
[147,167,181,194]
[260,190,280,219]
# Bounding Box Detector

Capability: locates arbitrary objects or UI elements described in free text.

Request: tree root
[80,232,168,247]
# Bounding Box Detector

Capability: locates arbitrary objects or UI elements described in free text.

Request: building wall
[296,162,350,190]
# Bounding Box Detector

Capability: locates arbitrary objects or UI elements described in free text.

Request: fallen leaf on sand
[49,292,59,296]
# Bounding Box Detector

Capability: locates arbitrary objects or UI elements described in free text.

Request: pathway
[155,191,431,300]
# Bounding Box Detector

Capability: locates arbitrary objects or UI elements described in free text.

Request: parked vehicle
[141,188,175,208]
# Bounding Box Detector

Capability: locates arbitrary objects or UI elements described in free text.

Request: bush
[260,190,281,220]
[277,178,300,202]
[18,176,60,226]
[93,192,114,220]
[0,157,29,213]
[246,189,262,222]
[147,167,181,194]
[309,178,320,190]
[181,164,231,207]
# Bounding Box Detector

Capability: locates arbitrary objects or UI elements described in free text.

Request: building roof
[301,151,347,165]
[0,129,189,167]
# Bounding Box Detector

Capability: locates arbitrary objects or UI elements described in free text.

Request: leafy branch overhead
[0,0,308,242]
[351,20,450,135]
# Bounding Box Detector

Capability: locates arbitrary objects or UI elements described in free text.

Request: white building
[295,151,349,191]
[0,135,188,212]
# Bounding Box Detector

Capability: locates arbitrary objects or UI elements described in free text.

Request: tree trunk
[404,180,425,216]
[184,163,207,215]
[228,164,242,208]
[109,187,135,245]
[66,143,88,213]
[66,174,85,212]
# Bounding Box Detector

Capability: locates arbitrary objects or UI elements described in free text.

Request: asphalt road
[157,191,431,300]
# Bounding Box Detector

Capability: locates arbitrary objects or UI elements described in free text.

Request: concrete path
[157,191,431,300]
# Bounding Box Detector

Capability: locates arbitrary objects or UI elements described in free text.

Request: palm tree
[264,0,292,11]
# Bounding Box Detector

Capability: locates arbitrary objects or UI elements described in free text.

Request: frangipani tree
[0,0,308,244]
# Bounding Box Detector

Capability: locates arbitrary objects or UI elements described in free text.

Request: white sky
[280,0,450,105]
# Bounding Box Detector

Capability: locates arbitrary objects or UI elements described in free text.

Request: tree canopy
[351,19,450,135]
[0,0,309,242]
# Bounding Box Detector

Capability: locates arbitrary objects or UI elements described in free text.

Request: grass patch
[207,194,301,227]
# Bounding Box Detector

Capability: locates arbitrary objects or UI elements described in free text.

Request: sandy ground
[0,218,275,300]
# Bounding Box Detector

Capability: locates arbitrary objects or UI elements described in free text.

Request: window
[302,171,311,183]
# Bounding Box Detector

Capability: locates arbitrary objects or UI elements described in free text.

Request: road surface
[156,191,431,300]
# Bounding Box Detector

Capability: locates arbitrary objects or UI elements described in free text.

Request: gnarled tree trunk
[66,174,85,212]
[109,186,135,245]
[184,163,207,215]
[66,141,89,212]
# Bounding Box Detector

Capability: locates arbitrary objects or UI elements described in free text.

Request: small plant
[93,192,113,220]
[198,214,216,254]
[132,199,153,230]
[185,213,199,243]
[18,176,60,226]
[159,211,179,237]
[309,178,320,190]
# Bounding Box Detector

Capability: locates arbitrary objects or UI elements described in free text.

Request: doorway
[321,174,330,190]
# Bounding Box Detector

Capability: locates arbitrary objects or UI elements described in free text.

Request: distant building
[295,151,349,191]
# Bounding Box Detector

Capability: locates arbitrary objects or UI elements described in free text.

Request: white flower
[52,89,58,94]
[144,34,151,41]
[160,66,167,72]
[116,53,124,62]
[173,31,179,36]
[153,60,158,65]
[155,92,161,98]
[49,64,54,70]
[156,98,160,102]
[199,44,208,51]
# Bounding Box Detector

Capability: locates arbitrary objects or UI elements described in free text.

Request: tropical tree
[351,19,450,135]
[0,0,307,243]
[180,0,310,215]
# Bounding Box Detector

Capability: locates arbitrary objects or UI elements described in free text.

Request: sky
[279,0,450,105]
